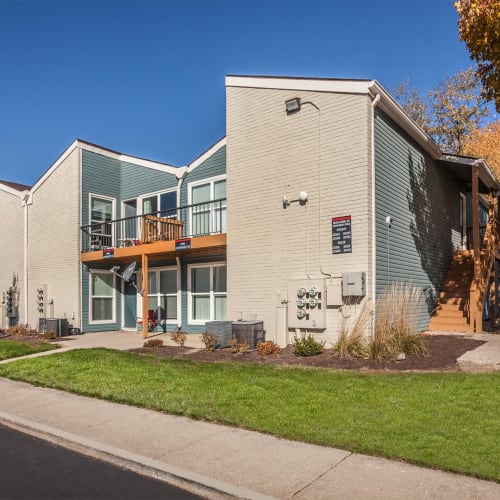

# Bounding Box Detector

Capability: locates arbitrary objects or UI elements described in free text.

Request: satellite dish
[123,261,137,282]
[108,262,143,296]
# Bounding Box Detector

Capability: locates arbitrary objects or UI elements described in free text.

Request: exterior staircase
[429,250,473,332]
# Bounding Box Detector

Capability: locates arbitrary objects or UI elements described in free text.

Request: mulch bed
[0,333,53,348]
[130,335,486,372]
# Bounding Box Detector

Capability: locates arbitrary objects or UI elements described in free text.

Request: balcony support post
[471,165,480,334]
[142,253,149,339]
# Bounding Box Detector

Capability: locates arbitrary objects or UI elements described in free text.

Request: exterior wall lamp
[285,97,301,114]
[283,191,308,208]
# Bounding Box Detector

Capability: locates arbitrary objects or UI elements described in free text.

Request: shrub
[43,331,57,340]
[143,339,164,348]
[7,325,31,336]
[201,333,219,352]
[333,302,370,359]
[170,331,187,348]
[293,334,325,357]
[257,341,282,356]
[369,282,429,361]
[228,339,249,353]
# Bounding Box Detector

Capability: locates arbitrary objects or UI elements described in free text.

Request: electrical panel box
[287,279,326,329]
[342,272,366,297]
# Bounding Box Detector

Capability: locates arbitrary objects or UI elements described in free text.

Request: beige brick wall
[0,189,24,327]
[226,86,373,346]
[27,148,81,329]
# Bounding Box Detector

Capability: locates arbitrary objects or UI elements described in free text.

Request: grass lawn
[0,340,57,361]
[0,348,498,481]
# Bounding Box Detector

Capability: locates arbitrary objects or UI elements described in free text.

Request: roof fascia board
[187,137,227,173]
[440,155,500,190]
[369,81,442,159]
[80,142,180,175]
[31,140,182,195]
[0,183,24,198]
[225,76,370,95]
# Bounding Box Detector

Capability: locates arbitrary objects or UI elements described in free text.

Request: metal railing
[81,198,226,252]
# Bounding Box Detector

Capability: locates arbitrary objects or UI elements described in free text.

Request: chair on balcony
[136,309,157,332]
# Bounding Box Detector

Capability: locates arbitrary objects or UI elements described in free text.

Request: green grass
[0,348,498,481]
[0,340,57,361]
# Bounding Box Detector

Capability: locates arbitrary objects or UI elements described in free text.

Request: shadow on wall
[406,151,454,314]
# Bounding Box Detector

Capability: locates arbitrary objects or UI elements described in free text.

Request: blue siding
[181,145,226,206]
[374,110,462,330]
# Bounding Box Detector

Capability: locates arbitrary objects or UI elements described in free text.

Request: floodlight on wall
[285,97,301,114]
[299,191,308,204]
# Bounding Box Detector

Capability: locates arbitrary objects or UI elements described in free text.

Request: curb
[0,411,275,500]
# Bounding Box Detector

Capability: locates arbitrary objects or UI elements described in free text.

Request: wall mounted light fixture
[285,97,301,114]
[283,191,308,208]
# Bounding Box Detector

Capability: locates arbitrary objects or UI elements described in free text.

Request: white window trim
[138,188,177,216]
[88,193,116,247]
[89,271,116,325]
[187,262,227,325]
[139,266,180,325]
[187,175,226,236]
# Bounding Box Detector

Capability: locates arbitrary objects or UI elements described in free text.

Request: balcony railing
[81,198,226,252]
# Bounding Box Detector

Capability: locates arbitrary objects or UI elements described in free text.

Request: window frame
[145,266,180,325]
[187,262,227,325]
[89,271,116,325]
[138,188,177,217]
[187,175,226,236]
[88,193,116,248]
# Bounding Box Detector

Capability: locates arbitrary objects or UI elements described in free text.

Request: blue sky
[1,0,474,186]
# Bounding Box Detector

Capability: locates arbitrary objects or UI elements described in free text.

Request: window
[147,268,178,322]
[90,195,114,248]
[142,190,177,218]
[190,177,226,236]
[90,272,115,323]
[188,263,226,323]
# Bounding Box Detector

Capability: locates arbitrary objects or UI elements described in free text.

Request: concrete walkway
[0,330,499,499]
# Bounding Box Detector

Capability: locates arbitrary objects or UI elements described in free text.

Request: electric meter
[308,287,318,298]
[296,299,306,309]
[297,309,306,320]
[308,299,318,309]
[297,288,306,298]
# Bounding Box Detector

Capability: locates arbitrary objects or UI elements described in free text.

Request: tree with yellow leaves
[463,121,500,178]
[455,0,500,112]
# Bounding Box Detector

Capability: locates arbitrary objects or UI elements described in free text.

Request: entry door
[460,193,467,249]
[123,274,137,329]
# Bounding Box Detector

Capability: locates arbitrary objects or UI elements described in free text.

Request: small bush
[228,339,249,353]
[7,325,32,336]
[43,331,57,340]
[293,334,325,357]
[201,333,219,352]
[170,331,187,348]
[257,341,281,356]
[143,339,164,348]
[399,333,429,358]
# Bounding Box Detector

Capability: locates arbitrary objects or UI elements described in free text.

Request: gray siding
[374,110,462,329]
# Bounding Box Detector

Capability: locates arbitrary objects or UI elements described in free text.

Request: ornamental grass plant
[370,282,429,361]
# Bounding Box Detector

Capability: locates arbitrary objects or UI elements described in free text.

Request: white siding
[0,189,24,327]
[27,148,81,329]
[226,86,373,346]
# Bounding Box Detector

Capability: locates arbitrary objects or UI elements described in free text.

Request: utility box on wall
[342,272,366,297]
[287,279,326,329]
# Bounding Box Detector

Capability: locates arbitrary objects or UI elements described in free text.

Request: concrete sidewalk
[0,378,498,500]
[0,330,499,498]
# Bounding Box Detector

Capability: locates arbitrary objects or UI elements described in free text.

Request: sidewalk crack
[290,452,353,498]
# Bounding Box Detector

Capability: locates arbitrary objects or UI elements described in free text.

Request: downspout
[370,91,381,336]
[21,190,32,326]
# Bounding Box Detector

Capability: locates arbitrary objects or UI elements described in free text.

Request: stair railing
[469,213,499,333]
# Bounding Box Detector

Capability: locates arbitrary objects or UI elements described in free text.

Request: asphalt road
[0,423,202,499]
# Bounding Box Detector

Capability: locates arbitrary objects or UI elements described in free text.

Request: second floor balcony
[81,198,226,256]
